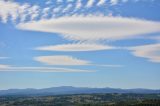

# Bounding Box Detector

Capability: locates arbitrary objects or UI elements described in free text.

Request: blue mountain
[0,86,160,96]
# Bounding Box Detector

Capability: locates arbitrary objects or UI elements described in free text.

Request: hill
[0,86,160,96]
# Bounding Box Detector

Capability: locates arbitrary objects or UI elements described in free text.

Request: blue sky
[0,0,160,90]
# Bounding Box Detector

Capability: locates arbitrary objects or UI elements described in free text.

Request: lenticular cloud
[17,16,160,41]
[35,43,114,51]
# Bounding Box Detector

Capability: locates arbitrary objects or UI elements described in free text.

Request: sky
[0,0,160,90]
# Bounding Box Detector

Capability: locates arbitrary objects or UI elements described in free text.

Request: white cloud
[0,57,9,59]
[86,0,95,7]
[110,0,119,5]
[0,0,155,23]
[0,66,93,72]
[45,0,52,5]
[0,0,21,23]
[62,4,72,13]
[17,16,160,41]
[75,0,82,9]
[35,43,114,51]
[42,7,50,14]
[52,6,62,13]
[42,7,50,19]
[95,64,123,67]
[28,5,40,20]
[0,0,41,23]
[129,43,160,63]
[0,64,10,69]
[97,0,106,6]
[34,55,91,65]
[18,4,31,22]
[33,55,124,67]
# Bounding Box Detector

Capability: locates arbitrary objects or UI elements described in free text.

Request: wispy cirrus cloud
[0,65,93,72]
[0,64,10,69]
[94,64,123,68]
[34,55,91,66]
[34,55,123,68]
[35,43,115,51]
[129,43,160,63]
[17,16,160,41]
[0,57,9,59]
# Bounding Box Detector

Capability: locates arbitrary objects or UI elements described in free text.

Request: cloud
[86,0,95,8]
[0,57,9,59]
[0,66,93,72]
[34,55,91,65]
[35,43,115,51]
[42,7,50,19]
[52,6,62,13]
[110,0,119,5]
[129,43,160,63]
[28,5,40,20]
[17,16,160,41]
[0,64,10,69]
[97,0,106,6]
[62,4,73,13]
[0,0,156,23]
[45,0,52,5]
[33,55,124,67]
[57,0,63,3]
[0,0,22,23]
[75,0,82,9]
[0,0,41,23]
[95,64,123,67]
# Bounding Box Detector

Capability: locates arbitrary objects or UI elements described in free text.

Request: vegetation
[0,93,160,106]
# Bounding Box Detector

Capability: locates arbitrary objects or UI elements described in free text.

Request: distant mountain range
[0,86,160,96]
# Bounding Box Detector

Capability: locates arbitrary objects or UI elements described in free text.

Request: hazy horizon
[1,86,160,91]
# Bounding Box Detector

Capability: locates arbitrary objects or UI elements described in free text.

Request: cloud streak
[35,43,115,51]
[34,55,91,66]
[33,55,124,68]
[0,57,9,59]
[0,66,93,72]
[17,16,160,41]
[129,43,160,63]
[94,64,123,68]
[0,64,10,69]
